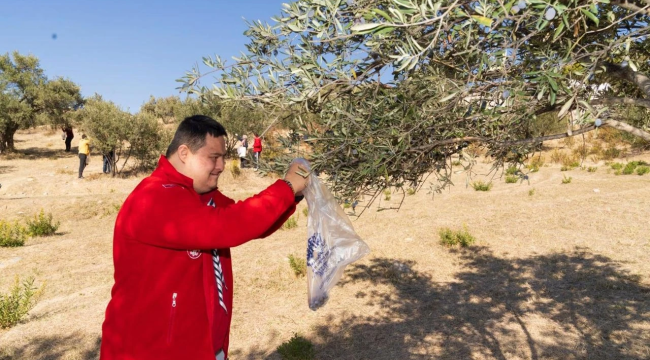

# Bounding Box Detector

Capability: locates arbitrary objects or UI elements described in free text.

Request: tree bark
[0,125,18,153]
[591,96,650,109]
[602,62,650,97]
[603,119,650,141]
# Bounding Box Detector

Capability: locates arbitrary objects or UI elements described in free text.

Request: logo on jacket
[187,250,202,259]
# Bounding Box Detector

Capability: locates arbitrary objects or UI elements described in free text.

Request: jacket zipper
[166,292,177,345]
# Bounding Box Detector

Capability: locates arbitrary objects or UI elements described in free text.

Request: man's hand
[284,160,311,196]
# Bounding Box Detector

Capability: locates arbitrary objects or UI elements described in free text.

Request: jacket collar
[152,155,195,190]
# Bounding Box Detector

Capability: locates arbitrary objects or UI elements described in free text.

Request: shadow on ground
[19,146,78,160]
[0,165,16,175]
[0,333,101,360]
[239,247,649,360]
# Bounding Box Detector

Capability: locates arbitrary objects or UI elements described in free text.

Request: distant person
[103,148,115,174]
[100,115,309,360]
[237,141,247,168]
[62,126,74,152]
[241,134,248,150]
[253,132,262,170]
[78,134,90,179]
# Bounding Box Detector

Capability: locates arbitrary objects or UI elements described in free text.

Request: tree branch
[602,62,650,97]
[612,0,650,16]
[591,96,650,109]
[409,119,650,155]
[603,119,650,141]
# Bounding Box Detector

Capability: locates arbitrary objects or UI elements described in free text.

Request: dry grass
[1,129,649,360]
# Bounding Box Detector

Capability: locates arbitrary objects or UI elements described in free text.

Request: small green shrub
[622,162,637,175]
[302,207,308,217]
[277,333,315,360]
[0,221,27,247]
[587,167,597,173]
[602,147,622,160]
[636,166,650,175]
[383,189,391,201]
[282,216,298,230]
[610,162,624,170]
[562,175,572,184]
[26,210,59,237]
[505,166,518,175]
[288,254,307,277]
[406,188,416,196]
[527,155,545,172]
[528,188,536,196]
[439,226,476,248]
[505,175,519,183]
[0,276,44,329]
[343,202,351,209]
[560,166,570,171]
[471,181,492,191]
[452,160,462,166]
[439,228,456,247]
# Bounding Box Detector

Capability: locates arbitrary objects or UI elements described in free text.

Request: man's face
[185,134,226,194]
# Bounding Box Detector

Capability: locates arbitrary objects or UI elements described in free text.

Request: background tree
[140,95,268,155]
[73,95,132,176]
[0,51,82,152]
[180,0,650,204]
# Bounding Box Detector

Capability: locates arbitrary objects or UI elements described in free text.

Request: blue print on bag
[307,233,330,278]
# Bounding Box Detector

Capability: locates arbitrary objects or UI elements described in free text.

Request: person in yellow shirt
[78,134,91,179]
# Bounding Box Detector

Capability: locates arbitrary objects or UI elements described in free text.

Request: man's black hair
[166,115,227,157]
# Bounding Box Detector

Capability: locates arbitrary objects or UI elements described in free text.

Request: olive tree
[179,0,650,203]
[0,52,82,153]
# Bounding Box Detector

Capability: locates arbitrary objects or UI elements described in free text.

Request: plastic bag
[293,159,371,310]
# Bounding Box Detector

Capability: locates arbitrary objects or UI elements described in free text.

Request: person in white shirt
[237,142,248,168]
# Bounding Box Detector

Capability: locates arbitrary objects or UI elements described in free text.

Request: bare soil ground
[1,129,649,360]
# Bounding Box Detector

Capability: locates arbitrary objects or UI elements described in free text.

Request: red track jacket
[100,156,296,359]
[253,136,262,153]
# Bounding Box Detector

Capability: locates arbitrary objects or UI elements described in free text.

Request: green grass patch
[623,162,637,175]
[505,166,518,175]
[288,254,307,278]
[505,175,519,184]
[282,216,298,230]
[439,226,476,248]
[471,181,492,191]
[277,333,315,360]
[562,175,572,184]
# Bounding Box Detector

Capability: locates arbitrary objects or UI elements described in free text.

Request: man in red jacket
[100,115,309,360]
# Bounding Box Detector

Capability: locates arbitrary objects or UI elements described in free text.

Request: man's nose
[215,157,225,172]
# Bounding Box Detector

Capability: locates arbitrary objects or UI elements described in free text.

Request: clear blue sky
[1,0,286,112]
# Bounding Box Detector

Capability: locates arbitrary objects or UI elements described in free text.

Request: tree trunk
[0,125,18,153]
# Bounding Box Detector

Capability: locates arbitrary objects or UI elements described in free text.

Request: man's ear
[177,144,190,163]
